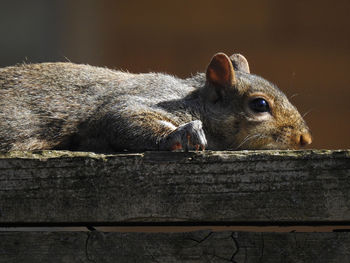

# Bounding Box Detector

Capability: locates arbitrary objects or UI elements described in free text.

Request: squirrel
[0,52,311,152]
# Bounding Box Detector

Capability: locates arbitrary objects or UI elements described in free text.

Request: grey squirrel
[0,52,311,152]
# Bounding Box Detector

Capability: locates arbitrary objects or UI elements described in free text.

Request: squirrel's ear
[206,53,236,88]
[229,53,250,73]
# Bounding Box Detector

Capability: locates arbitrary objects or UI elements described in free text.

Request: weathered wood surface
[0,150,349,224]
[1,231,350,262]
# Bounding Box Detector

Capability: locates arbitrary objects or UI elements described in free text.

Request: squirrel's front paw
[160,120,207,151]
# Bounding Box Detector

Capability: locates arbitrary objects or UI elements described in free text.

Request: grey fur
[0,53,311,152]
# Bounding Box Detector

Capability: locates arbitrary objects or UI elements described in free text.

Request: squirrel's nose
[294,132,312,147]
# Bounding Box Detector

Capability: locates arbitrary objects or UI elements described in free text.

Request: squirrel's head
[203,52,312,150]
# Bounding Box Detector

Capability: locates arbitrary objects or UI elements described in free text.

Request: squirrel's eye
[249,98,270,113]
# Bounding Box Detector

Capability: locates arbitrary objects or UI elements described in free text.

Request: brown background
[1,0,349,149]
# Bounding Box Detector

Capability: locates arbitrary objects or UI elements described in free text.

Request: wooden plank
[0,231,350,262]
[0,150,349,224]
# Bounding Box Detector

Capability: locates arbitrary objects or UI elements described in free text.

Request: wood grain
[0,150,349,225]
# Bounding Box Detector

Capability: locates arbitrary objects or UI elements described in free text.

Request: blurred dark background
[1,0,349,149]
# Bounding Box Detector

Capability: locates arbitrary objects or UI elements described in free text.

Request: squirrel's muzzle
[294,131,312,147]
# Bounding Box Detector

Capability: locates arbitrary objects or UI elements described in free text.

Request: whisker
[63,56,72,62]
[302,108,314,118]
[288,93,299,100]
[232,135,250,150]
[228,135,251,150]
[234,134,261,150]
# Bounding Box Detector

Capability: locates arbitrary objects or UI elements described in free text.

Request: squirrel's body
[0,53,312,152]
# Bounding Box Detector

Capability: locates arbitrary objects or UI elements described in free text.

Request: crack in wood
[231,232,240,263]
[259,232,265,263]
[187,231,213,244]
[85,231,97,263]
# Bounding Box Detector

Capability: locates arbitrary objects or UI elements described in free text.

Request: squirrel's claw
[160,120,207,151]
[183,120,207,152]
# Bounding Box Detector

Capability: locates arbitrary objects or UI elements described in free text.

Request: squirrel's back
[0,62,196,151]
